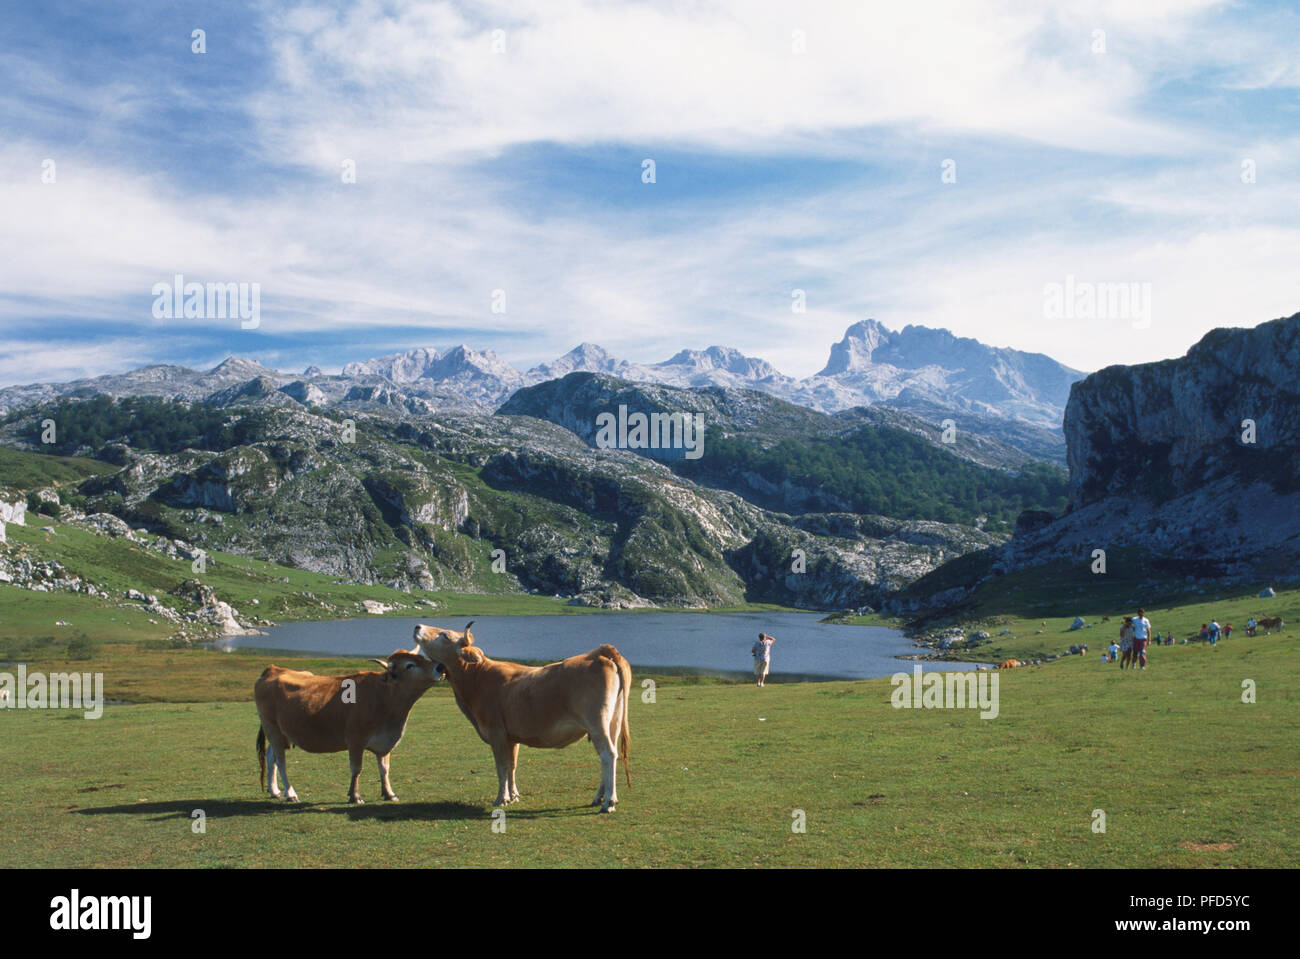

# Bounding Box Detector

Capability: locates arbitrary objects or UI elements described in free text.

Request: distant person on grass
[1119,617,1134,668]
[752,633,776,687]
[1208,620,1221,647]
[1108,640,1119,662]
[1131,607,1152,670]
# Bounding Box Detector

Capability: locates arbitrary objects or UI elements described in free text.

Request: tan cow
[413,622,631,813]
[254,650,443,804]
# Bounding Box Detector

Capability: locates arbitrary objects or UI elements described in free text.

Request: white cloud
[251,0,1216,170]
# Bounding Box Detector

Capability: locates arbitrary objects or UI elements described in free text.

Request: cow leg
[273,738,297,802]
[490,739,512,806]
[378,753,398,801]
[348,746,365,804]
[264,737,281,799]
[506,743,520,802]
[590,727,617,813]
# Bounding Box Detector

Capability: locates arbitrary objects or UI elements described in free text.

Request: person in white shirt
[1131,608,1152,669]
[752,633,776,687]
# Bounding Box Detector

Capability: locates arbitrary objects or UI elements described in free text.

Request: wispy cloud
[1,0,1298,385]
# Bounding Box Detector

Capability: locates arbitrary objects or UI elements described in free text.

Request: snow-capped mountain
[808,319,1083,427]
[0,320,1085,460]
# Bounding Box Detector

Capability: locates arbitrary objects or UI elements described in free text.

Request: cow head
[412,622,481,669]
[370,650,445,687]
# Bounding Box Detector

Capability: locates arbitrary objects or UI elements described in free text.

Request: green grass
[901,553,1300,665]
[1,625,1295,867]
[0,445,116,494]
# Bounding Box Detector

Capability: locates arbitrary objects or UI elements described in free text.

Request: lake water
[214,611,983,681]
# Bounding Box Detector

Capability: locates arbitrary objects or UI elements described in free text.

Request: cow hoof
[600,805,616,814]
[349,796,365,805]
[384,795,399,802]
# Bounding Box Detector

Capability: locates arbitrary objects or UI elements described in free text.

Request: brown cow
[412,622,631,813]
[1257,616,1285,634]
[254,650,443,804]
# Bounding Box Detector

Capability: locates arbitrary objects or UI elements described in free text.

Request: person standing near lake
[752,632,776,687]
[1131,607,1152,670]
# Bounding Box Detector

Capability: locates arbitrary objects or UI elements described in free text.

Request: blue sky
[2,0,1299,386]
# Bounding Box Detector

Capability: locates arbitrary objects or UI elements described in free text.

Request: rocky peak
[658,346,778,379]
[818,319,892,376]
[207,356,276,380]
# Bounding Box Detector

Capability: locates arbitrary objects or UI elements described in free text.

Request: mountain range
[0,320,1083,462]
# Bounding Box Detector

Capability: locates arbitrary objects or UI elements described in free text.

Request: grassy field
[3,504,1297,868]
[1,619,1295,867]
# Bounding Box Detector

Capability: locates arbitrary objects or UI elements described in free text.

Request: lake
[214,611,982,681]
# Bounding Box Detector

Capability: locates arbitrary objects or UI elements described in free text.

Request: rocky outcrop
[172,579,260,635]
[900,312,1300,610]
[1065,312,1300,508]
[0,497,26,526]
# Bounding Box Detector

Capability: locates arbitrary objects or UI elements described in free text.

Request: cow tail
[618,655,631,790]
[257,726,266,792]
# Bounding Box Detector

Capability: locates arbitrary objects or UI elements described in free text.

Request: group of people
[1104,612,1253,666]
[1104,608,1154,669]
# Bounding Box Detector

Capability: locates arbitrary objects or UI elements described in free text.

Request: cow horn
[370,658,390,669]
[463,621,475,644]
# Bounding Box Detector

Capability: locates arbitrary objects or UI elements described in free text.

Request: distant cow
[1257,616,1285,634]
[254,650,443,804]
[413,622,631,813]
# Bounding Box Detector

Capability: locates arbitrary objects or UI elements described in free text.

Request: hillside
[0,394,1017,612]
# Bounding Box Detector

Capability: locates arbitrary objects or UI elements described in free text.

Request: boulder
[1259,586,1276,598]
[0,499,26,526]
[1068,616,1086,631]
[84,513,133,537]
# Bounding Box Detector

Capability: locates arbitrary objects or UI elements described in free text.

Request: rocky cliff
[1064,313,1300,508]
[896,311,1300,611]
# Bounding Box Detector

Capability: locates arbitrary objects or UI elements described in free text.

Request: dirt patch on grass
[1182,841,1237,851]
